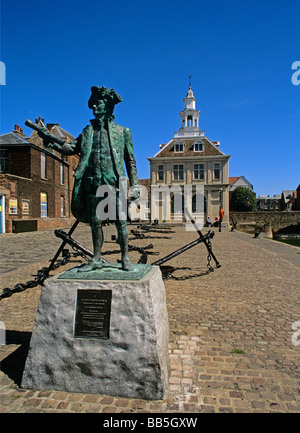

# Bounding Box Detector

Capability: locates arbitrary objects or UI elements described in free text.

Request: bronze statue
[27,86,139,271]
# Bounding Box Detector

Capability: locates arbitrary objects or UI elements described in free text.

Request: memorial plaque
[74,289,112,339]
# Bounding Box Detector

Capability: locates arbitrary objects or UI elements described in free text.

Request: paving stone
[0,224,299,413]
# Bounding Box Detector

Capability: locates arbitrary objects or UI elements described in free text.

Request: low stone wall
[6,217,76,233]
[230,211,300,233]
[37,217,76,231]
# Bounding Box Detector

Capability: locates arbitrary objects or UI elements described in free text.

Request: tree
[231,186,256,211]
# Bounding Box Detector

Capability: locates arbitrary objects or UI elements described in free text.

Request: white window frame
[193,141,204,152]
[60,195,65,217]
[158,165,164,181]
[213,163,220,180]
[22,199,30,215]
[41,152,47,179]
[194,163,204,180]
[9,199,18,215]
[173,164,184,181]
[174,141,184,152]
[60,162,64,185]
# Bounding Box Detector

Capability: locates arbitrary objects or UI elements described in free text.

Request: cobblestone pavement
[0,223,299,413]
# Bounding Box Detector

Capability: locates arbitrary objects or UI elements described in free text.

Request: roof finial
[189,75,192,88]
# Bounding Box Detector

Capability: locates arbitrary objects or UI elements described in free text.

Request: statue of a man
[43,86,139,271]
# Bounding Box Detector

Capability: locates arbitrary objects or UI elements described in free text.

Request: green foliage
[231,186,256,211]
[230,348,245,354]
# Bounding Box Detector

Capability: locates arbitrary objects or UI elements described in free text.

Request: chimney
[47,123,60,133]
[35,116,45,125]
[13,124,25,137]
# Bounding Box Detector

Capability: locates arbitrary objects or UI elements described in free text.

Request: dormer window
[193,141,204,152]
[174,140,184,152]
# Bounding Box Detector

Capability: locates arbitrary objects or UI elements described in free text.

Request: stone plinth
[21,265,169,400]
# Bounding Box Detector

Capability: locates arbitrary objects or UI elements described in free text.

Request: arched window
[192,194,206,213]
[171,193,184,214]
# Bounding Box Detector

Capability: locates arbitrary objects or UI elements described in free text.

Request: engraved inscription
[74,289,112,339]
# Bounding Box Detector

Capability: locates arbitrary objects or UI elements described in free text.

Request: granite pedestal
[21,264,169,400]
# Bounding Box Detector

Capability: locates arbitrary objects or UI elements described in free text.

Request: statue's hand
[44,141,63,152]
[130,185,140,200]
[36,127,63,153]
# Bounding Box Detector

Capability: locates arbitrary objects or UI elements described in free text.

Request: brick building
[256,194,281,211]
[0,118,79,233]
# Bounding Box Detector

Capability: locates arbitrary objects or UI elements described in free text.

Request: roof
[281,190,295,203]
[138,178,151,194]
[228,176,240,185]
[1,119,75,149]
[47,124,75,141]
[0,124,76,164]
[0,132,31,146]
[28,121,75,146]
[257,194,281,200]
[228,175,253,190]
[152,136,226,158]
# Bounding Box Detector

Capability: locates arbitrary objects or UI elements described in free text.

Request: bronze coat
[62,122,138,223]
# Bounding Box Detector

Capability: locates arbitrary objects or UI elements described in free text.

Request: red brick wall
[0,175,17,233]
[37,217,76,230]
[1,145,78,232]
[8,146,31,178]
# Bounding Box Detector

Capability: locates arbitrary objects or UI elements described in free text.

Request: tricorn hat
[88,86,123,109]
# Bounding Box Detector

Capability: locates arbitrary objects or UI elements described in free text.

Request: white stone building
[148,86,230,226]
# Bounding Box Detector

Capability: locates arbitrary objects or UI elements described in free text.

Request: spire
[187,75,194,98]
[174,82,205,138]
[186,86,194,98]
[184,83,196,109]
[176,83,201,137]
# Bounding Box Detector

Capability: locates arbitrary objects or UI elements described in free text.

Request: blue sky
[1,0,299,196]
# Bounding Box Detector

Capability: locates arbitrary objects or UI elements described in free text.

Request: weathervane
[189,75,192,88]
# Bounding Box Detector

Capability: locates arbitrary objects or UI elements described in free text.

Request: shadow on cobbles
[1,330,31,386]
